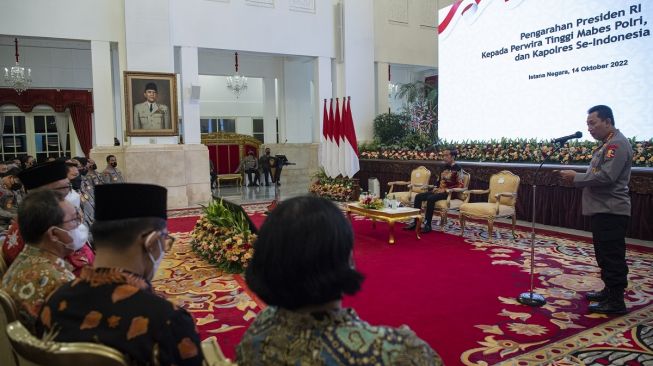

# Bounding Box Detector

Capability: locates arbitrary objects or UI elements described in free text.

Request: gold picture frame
[124,71,178,136]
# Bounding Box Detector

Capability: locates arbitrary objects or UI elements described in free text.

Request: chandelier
[4,38,31,94]
[226,52,247,98]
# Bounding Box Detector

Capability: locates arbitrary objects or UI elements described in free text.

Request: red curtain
[68,104,93,157]
[0,88,94,156]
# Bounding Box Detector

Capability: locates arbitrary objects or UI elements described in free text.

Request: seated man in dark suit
[37,183,204,366]
[404,149,464,233]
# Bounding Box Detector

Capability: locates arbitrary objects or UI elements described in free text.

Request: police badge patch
[605,144,618,159]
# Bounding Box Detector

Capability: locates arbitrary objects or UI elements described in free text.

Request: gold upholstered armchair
[459,170,520,239]
[6,320,129,366]
[1,289,19,366]
[433,170,471,228]
[386,166,432,206]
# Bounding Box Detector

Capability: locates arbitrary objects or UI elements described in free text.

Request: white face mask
[146,233,164,280]
[65,190,81,209]
[55,224,89,251]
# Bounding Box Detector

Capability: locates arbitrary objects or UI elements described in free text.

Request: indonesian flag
[325,98,338,178]
[343,96,359,177]
[334,98,346,177]
[320,99,331,176]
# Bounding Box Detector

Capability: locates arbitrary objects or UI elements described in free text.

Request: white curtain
[55,114,69,154]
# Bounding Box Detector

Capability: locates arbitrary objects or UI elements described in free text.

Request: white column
[91,40,115,147]
[180,46,200,144]
[343,0,375,141]
[282,59,312,143]
[314,56,332,144]
[262,77,277,144]
[376,62,390,115]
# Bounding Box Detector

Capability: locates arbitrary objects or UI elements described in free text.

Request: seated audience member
[237,196,442,365]
[72,157,96,235]
[86,157,103,186]
[1,190,76,331]
[404,148,464,233]
[37,183,204,366]
[0,167,21,233]
[1,161,94,273]
[102,154,124,183]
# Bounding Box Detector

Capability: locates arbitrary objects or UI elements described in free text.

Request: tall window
[1,116,27,161]
[34,115,70,162]
[0,106,76,163]
[253,118,264,143]
[200,118,236,133]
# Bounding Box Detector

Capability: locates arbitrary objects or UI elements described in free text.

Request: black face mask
[90,163,97,171]
[71,176,82,191]
[110,162,117,168]
[10,182,22,191]
[80,168,88,176]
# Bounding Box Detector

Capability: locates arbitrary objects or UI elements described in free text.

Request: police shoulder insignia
[605,144,618,159]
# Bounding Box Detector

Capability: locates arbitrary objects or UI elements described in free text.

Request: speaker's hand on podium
[557,169,576,184]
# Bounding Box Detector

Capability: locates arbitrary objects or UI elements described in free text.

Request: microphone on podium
[552,131,582,144]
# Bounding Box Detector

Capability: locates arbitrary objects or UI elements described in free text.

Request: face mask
[10,182,22,191]
[110,162,117,168]
[90,164,97,171]
[55,224,89,251]
[71,176,82,190]
[79,168,88,176]
[65,190,81,209]
[146,233,164,280]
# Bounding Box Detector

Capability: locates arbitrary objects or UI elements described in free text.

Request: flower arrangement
[309,168,359,202]
[359,195,384,209]
[358,138,653,167]
[191,199,256,273]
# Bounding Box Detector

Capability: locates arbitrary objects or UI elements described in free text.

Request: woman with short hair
[237,196,442,365]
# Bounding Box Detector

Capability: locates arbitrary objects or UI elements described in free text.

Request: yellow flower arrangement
[359,138,653,167]
[191,199,257,273]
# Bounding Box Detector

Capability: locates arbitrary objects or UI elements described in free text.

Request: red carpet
[161,206,653,365]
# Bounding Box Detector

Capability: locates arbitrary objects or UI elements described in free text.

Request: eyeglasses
[145,230,175,252]
[159,231,176,252]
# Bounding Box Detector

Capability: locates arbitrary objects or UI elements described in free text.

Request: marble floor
[211,181,310,205]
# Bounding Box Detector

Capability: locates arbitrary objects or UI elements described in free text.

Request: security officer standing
[133,82,171,130]
[560,105,632,315]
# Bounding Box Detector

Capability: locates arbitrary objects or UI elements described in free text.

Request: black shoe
[420,224,432,233]
[403,221,417,230]
[588,299,628,314]
[586,288,608,302]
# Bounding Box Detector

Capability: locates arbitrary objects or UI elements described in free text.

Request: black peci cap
[144,82,158,93]
[18,161,68,191]
[95,183,167,221]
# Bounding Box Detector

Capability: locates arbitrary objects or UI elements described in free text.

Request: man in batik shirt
[37,183,204,366]
[1,190,77,332]
[1,161,95,273]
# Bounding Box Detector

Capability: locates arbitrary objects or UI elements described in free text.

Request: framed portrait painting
[124,71,178,136]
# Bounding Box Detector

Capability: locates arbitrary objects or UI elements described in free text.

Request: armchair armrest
[462,189,489,203]
[408,183,429,193]
[494,192,518,207]
[387,180,410,194]
[201,336,234,365]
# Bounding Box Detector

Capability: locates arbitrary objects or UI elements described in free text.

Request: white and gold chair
[433,170,471,229]
[459,170,520,239]
[1,289,19,366]
[6,320,129,366]
[386,166,432,206]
